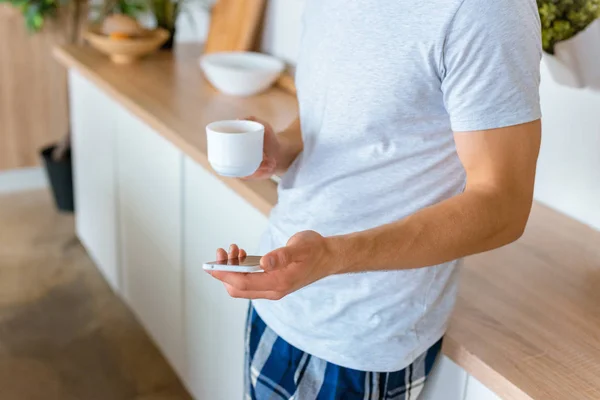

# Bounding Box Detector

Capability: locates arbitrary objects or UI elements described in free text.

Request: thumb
[243,116,273,135]
[261,246,295,271]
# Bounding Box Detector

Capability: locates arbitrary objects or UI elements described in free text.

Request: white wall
[259,0,304,63]
[535,59,600,231]
[180,3,599,231]
[175,0,211,43]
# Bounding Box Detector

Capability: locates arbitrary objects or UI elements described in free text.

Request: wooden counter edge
[53,44,541,400]
[53,46,278,217]
[443,337,533,400]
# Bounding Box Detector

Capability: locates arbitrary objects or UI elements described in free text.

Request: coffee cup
[206,120,265,177]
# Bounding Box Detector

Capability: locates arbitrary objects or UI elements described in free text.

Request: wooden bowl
[84,26,170,64]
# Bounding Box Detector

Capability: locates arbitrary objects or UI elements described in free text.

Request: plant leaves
[538,0,600,53]
[33,13,44,29]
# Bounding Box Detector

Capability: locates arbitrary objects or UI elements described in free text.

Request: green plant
[146,0,212,49]
[148,0,179,31]
[0,0,85,36]
[147,0,212,30]
[0,0,63,32]
[111,0,146,17]
[94,0,147,22]
[538,0,600,54]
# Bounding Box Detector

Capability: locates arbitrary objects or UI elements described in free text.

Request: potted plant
[147,0,179,49]
[538,0,600,89]
[40,136,75,212]
[145,0,212,50]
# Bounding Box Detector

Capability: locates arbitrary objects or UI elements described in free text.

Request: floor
[0,189,192,400]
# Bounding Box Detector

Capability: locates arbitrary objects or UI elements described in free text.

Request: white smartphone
[203,256,263,273]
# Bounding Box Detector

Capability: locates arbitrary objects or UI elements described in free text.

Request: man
[209,0,542,398]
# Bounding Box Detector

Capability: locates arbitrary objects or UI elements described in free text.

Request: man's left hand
[209,231,340,300]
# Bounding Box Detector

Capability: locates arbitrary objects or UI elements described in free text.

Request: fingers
[228,244,239,259]
[244,116,268,131]
[242,158,277,180]
[260,253,276,271]
[241,117,278,181]
[216,245,246,261]
[261,246,294,271]
[244,116,276,140]
[244,116,272,131]
[259,156,277,172]
[216,248,228,261]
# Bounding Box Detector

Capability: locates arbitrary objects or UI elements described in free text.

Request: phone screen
[206,256,262,267]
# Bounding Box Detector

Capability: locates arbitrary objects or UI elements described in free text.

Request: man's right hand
[243,116,281,180]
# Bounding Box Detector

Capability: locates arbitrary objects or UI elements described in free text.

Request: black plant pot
[161,27,176,50]
[41,145,75,213]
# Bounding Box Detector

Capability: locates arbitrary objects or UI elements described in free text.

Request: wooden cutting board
[204,0,267,53]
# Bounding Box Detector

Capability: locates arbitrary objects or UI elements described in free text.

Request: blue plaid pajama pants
[245,305,443,400]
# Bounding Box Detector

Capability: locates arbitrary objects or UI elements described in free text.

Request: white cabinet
[421,355,469,400]
[182,156,269,400]
[69,70,120,292]
[115,106,186,378]
[421,356,503,400]
[464,375,502,400]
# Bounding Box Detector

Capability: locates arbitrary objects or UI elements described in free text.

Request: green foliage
[148,0,211,32]
[0,0,64,32]
[103,0,147,19]
[1,0,147,33]
[538,0,600,54]
[148,0,179,30]
[92,0,148,23]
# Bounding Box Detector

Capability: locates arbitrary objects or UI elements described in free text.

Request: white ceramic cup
[206,120,265,177]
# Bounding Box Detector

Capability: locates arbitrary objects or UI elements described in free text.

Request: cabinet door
[69,70,120,292]
[116,107,186,378]
[421,355,469,400]
[183,157,269,400]
[464,375,502,400]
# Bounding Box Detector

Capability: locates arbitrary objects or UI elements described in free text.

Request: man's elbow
[501,203,532,245]
[478,184,533,247]
[505,218,528,244]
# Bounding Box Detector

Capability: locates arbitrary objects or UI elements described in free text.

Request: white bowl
[199,52,285,97]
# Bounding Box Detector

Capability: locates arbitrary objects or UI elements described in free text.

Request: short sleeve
[441,0,542,132]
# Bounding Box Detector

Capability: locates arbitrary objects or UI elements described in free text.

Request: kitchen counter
[55,43,600,400]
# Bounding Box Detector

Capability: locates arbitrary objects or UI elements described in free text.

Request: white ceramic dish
[199,52,285,97]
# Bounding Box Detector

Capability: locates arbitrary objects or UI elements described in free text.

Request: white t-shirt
[253,0,542,372]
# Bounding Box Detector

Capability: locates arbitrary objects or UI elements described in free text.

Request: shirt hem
[252,301,447,372]
[450,109,541,132]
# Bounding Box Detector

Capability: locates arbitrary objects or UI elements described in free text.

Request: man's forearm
[331,187,533,273]
[275,118,303,175]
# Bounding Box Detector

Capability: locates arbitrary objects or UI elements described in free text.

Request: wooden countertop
[55,44,600,400]
[454,206,600,399]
